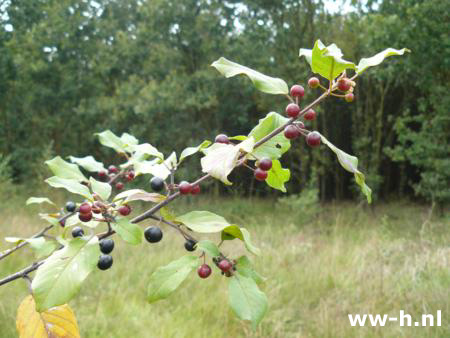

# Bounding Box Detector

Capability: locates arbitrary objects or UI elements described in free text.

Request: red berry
[304,109,316,121]
[98,170,107,179]
[92,207,101,214]
[191,185,201,195]
[254,168,268,181]
[285,103,300,118]
[118,205,131,216]
[59,219,65,227]
[218,259,232,272]
[179,181,192,195]
[284,125,300,139]
[290,85,305,98]
[345,93,354,102]
[306,131,321,147]
[308,77,320,89]
[115,182,124,190]
[337,79,351,92]
[79,212,92,222]
[79,202,91,215]
[108,165,118,174]
[258,158,272,171]
[296,121,305,129]
[215,134,229,144]
[198,264,212,279]
[126,171,135,181]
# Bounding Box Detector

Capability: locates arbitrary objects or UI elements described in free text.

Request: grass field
[0,195,448,337]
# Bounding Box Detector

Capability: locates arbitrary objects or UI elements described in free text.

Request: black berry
[97,254,113,270]
[72,226,84,238]
[150,177,165,192]
[65,201,76,213]
[99,239,114,254]
[144,226,163,243]
[184,239,197,252]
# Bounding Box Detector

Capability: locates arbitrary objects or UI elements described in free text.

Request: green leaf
[319,133,372,203]
[69,155,105,172]
[228,272,268,329]
[160,206,177,222]
[175,211,230,233]
[248,112,290,160]
[45,177,92,200]
[265,160,290,192]
[147,255,198,303]
[4,237,55,258]
[121,132,139,151]
[196,240,220,257]
[235,256,266,284]
[26,197,55,206]
[111,217,143,245]
[113,189,166,203]
[179,140,211,164]
[229,135,248,141]
[211,57,288,95]
[89,177,111,201]
[128,143,163,160]
[201,137,255,185]
[300,40,356,80]
[95,130,127,154]
[357,48,410,74]
[32,236,101,311]
[45,156,86,182]
[221,225,261,256]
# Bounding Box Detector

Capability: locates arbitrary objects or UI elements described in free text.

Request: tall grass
[0,196,448,337]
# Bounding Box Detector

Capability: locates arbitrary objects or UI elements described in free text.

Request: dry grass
[0,195,448,337]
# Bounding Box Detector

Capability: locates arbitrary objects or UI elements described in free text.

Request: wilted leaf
[175,211,230,233]
[32,237,101,311]
[147,255,198,303]
[319,133,372,203]
[16,295,80,338]
[45,156,86,182]
[357,48,410,74]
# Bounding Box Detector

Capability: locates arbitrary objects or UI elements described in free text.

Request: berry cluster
[98,165,135,191]
[337,77,355,102]
[254,157,272,181]
[197,257,236,279]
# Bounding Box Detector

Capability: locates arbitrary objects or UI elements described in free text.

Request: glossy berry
[345,93,354,102]
[150,177,165,192]
[197,264,212,279]
[98,170,108,180]
[258,158,272,171]
[144,226,163,243]
[99,239,115,254]
[290,84,305,98]
[65,201,76,213]
[308,77,320,89]
[337,79,351,92]
[285,103,300,118]
[191,185,201,195]
[179,181,192,195]
[72,226,84,238]
[79,212,92,222]
[215,134,230,144]
[304,109,316,121]
[108,165,118,174]
[184,239,197,252]
[115,182,124,190]
[97,255,113,270]
[79,203,91,215]
[254,168,268,181]
[118,205,131,216]
[218,259,233,272]
[306,131,321,147]
[284,125,300,139]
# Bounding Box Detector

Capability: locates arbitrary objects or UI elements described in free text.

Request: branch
[0,261,44,287]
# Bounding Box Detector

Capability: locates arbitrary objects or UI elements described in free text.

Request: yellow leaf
[16,295,80,338]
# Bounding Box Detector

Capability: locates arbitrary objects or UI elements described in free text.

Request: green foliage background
[0,0,448,205]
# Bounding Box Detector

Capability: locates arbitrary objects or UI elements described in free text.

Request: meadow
[0,195,448,337]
